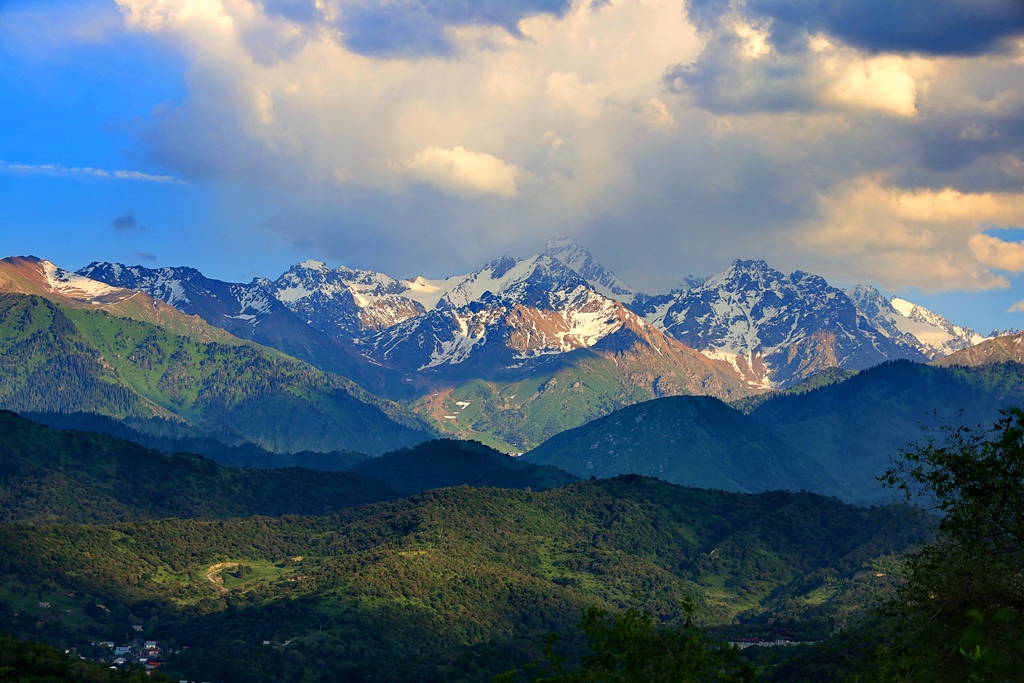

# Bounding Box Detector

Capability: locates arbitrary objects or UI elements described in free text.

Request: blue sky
[1,0,1023,333]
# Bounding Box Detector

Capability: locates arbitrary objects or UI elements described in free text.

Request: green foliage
[497,603,757,682]
[352,439,580,493]
[879,408,1024,682]
[0,478,931,681]
[0,293,433,455]
[0,410,401,522]
[414,344,746,453]
[524,396,843,496]
[0,632,166,683]
[729,368,859,415]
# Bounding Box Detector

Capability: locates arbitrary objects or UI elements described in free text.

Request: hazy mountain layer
[749,360,1024,503]
[350,439,580,493]
[21,411,369,471]
[0,410,401,523]
[523,395,843,496]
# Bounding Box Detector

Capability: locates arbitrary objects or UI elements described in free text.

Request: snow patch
[40,261,122,300]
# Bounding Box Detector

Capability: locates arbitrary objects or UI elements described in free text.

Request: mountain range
[0,256,435,454]
[67,238,1001,450]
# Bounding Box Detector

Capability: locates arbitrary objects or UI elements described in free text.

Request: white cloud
[825,53,933,117]
[105,0,1024,300]
[1009,300,1024,313]
[397,146,521,198]
[0,161,186,184]
[799,175,1024,291]
[970,234,1024,272]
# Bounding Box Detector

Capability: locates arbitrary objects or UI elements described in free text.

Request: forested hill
[0,292,434,455]
[0,410,402,523]
[523,395,843,497]
[0,477,932,683]
[351,439,580,492]
[22,411,369,471]
[748,359,1024,502]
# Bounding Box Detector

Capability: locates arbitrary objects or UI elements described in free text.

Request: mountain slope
[748,360,1024,502]
[0,292,434,454]
[933,330,1024,367]
[0,478,932,682]
[0,410,401,523]
[21,411,369,471]
[633,260,928,388]
[0,256,234,343]
[350,439,580,493]
[523,396,842,496]
[77,261,408,397]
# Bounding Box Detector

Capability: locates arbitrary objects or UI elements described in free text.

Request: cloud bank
[110,0,1024,292]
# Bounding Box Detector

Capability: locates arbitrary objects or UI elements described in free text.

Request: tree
[495,601,756,683]
[880,408,1024,682]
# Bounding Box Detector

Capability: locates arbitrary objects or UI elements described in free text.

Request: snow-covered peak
[41,260,123,301]
[299,259,329,272]
[846,286,988,357]
[541,237,638,303]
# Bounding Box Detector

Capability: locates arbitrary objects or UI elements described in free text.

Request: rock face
[630,260,928,388]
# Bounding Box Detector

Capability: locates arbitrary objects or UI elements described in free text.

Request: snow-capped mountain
[259,260,463,339]
[846,285,989,359]
[75,242,994,395]
[635,260,929,387]
[359,255,641,371]
[76,261,392,391]
[356,253,747,395]
[541,237,638,303]
[79,262,283,334]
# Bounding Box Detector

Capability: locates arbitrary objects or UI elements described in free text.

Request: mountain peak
[544,236,578,250]
[541,238,637,303]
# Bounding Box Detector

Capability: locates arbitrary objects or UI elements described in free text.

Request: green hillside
[22,411,369,471]
[0,293,434,455]
[351,439,580,493]
[523,395,843,497]
[0,410,401,523]
[412,343,751,453]
[0,477,930,682]
[749,359,1024,503]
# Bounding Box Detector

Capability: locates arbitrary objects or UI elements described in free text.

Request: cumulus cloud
[970,233,1024,272]
[666,17,936,117]
[109,0,1024,297]
[397,146,521,198]
[798,175,1024,291]
[687,0,1024,57]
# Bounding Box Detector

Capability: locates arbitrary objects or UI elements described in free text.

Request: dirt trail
[204,562,238,594]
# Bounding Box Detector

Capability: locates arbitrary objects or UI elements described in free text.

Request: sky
[1,0,1023,333]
